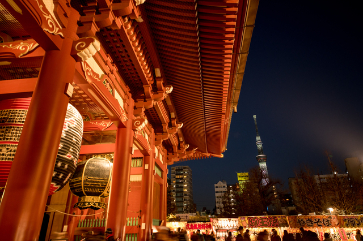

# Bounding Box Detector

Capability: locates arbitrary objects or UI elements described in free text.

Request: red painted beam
[0,78,37,101]
[0,78,37,95]
[79,143,115,154]
[154,174,163,185]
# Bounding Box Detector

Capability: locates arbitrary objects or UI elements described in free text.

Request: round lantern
[0,98,83,195]
[69,157,112,210]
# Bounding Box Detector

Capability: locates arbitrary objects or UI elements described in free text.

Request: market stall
[239,215,289,240]
[211,218,240,241]
[186,222,213,237]
[337,215,363,241]
[166,221,187,232]
[167,215,363,241]
[238,215,362,241]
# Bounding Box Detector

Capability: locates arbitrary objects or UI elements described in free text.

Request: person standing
[357,230,362,241]
[205,230,214,241]
[226,232,232,241]
[104,228,115,241]
[210,231,216,241]
[257,232,269,241]
[299,228,307,241]
[179,228,188,241]
[323,233,332,241]
[236,226,244,241]
[283,230,294,241]
[244,229,251,241]
[271,230,281,241]
[197,229,205,241]
[192,231,199,241]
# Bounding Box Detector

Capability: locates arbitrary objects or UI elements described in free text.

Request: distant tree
[191,202,197,213]
[291,155,363,215]
[247,166,282,214]
[291,166,326,214]
[238,177,265,216]
[220,166,282,216]
[322,158,363,214]
[167,195,177,215]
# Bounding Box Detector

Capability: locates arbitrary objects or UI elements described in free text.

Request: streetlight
[328,207,334,215]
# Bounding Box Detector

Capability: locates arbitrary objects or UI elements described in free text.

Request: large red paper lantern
[0,98,83,195]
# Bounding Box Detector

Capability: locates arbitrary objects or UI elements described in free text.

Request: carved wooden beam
[155,133,168,147]
[74,62,128,126]
[0,0,76,50]
[120,17,153,86]
[112,0,142,20]
[132,116,148,133]
[71,37,101,62]
[77,8,122,37]
[0,40,39,58]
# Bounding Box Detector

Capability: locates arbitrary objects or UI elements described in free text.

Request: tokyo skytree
[253,115,269,185]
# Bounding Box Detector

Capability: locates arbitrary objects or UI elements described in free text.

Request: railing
[74,217,138,240]
[126,217,139,241]
[126,217,139,226]
[75,234,138,241]
[77,217,106,227]
[126,233,138,241]
[75,236,83,241]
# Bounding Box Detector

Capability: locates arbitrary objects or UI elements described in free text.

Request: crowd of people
[155,227,216,241]
[155,226,363,241]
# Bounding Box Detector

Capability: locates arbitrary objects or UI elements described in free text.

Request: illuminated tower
[253,115,269,185]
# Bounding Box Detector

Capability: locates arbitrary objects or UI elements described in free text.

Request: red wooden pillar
[107,99,135,240]
[0,11,79,240]
[138,131,155,241]
[67,195,80,241]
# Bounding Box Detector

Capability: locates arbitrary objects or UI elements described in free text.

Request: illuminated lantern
[69,157,112,210]
[0,98,83,195]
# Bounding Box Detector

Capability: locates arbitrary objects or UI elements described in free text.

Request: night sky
[168,1,363,211]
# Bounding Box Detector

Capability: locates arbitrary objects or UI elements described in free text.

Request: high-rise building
[214,181,239,215]
[170,166,194,213]
[253,115,269,185]
[344,157,363,182]
[237,172,249,190]
[214,180,227,214]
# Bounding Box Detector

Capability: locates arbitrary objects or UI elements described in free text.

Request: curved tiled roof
[144,0,248,155]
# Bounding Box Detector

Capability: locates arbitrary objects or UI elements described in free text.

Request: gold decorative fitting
[5,0,22,14]
[81,61,101,83]
[134,0,146,6]
[133,116,148,132]
[34,0,64,37]
[75,37,101,61]
[73,196,106,210]
[165,85,173,94]
[120,107,128,122]
[0,40,39,58]
[0,61,11,65]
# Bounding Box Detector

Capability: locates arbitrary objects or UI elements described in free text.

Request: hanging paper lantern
[0,98,83,195]
[69,157,112,210]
